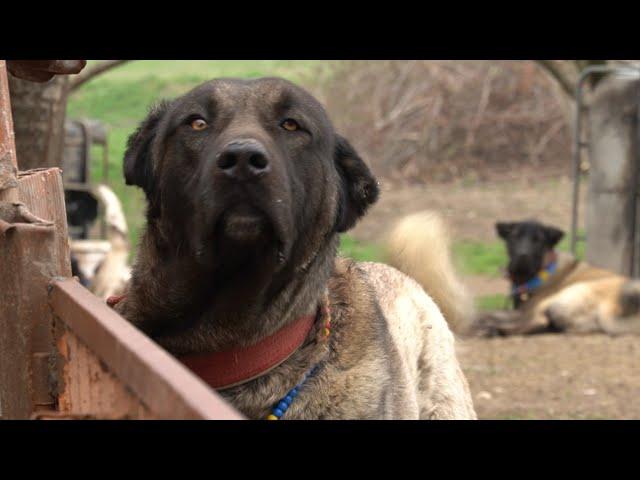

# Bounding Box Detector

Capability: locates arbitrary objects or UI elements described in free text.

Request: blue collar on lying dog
[511,261,557,298]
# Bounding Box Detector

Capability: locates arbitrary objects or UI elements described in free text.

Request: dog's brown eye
[281,119,300,131]
[191,118,208,131]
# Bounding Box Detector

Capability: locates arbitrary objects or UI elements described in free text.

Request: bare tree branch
[536,60,577,99]
[68,60,131,93]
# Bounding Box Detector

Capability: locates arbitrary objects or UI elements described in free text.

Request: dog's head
[496,220,564,284]
[124,77,379,275]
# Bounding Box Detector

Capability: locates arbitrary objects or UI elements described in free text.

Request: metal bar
[571,76,585,254]
[101,141,108,239]
[77,120,92,185]
[102,141,108,185]
[48,278,244,420]
[101,143,108,239]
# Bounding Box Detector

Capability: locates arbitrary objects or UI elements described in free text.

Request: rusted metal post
[0,60,72,418]
[1,60,243,420]
[0,60,18,203]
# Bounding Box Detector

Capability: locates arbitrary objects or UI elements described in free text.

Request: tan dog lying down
[473,220,640,336]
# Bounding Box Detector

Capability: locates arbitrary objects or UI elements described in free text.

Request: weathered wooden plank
[49,278,244,420]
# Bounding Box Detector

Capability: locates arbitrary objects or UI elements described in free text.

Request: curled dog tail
[384,210,473,333]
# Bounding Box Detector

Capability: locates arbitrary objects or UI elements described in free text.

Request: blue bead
[278,401,288,411]
[274,408,284,417]
[290,388,298,396]
[285,395,293,403]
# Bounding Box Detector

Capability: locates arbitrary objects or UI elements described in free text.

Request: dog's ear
[334,135,380,233]
[496,222,515,239]
[123,101,171,197]
[543,225,564,248]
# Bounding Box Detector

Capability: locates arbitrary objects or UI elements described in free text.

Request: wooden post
[0,60,72,418]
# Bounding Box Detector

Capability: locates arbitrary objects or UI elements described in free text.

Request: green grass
[339,237,503,276]
[339,236,385,263]
[67,60,326,252]
[558,233,586,260]
[451,232,586,278]
[453,240,507,277]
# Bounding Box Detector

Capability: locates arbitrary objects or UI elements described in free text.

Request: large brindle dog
[473,220,640,336]
[114,77,476,419]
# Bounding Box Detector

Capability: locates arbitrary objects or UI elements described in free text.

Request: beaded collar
[511,250,558,306]
[266,364,322,420]
[266,298,331,420]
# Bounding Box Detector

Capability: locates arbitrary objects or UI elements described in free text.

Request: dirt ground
[350,174,640,419]
[457,334,640,419]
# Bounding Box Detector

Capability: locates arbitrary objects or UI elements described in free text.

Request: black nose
[216,139,270,180]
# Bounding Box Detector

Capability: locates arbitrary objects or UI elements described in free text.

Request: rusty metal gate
[0,60,244,420]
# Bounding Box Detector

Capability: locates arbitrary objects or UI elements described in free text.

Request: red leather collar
[178,311,321,390]
[106,294,330,390]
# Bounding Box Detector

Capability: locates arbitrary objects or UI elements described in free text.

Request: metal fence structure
[0,60,244,419]
[571,65,640,277]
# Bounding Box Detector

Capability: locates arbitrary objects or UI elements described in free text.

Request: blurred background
[10,60,640,418]
[57,60,584,308]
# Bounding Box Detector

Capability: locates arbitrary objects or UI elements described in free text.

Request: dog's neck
[510,250,583,310]
[511,249,559,308]
[121,225,339,355]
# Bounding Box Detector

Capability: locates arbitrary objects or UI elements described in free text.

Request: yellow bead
[539,271,548,280]
[266,414,279,420]
[323,328,330,337]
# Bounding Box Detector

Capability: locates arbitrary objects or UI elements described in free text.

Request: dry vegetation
[317,60,572,183]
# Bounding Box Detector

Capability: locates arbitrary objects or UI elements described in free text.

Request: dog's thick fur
[474,220,640,336]
[385,211,474,334]
[115,77,476,419]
